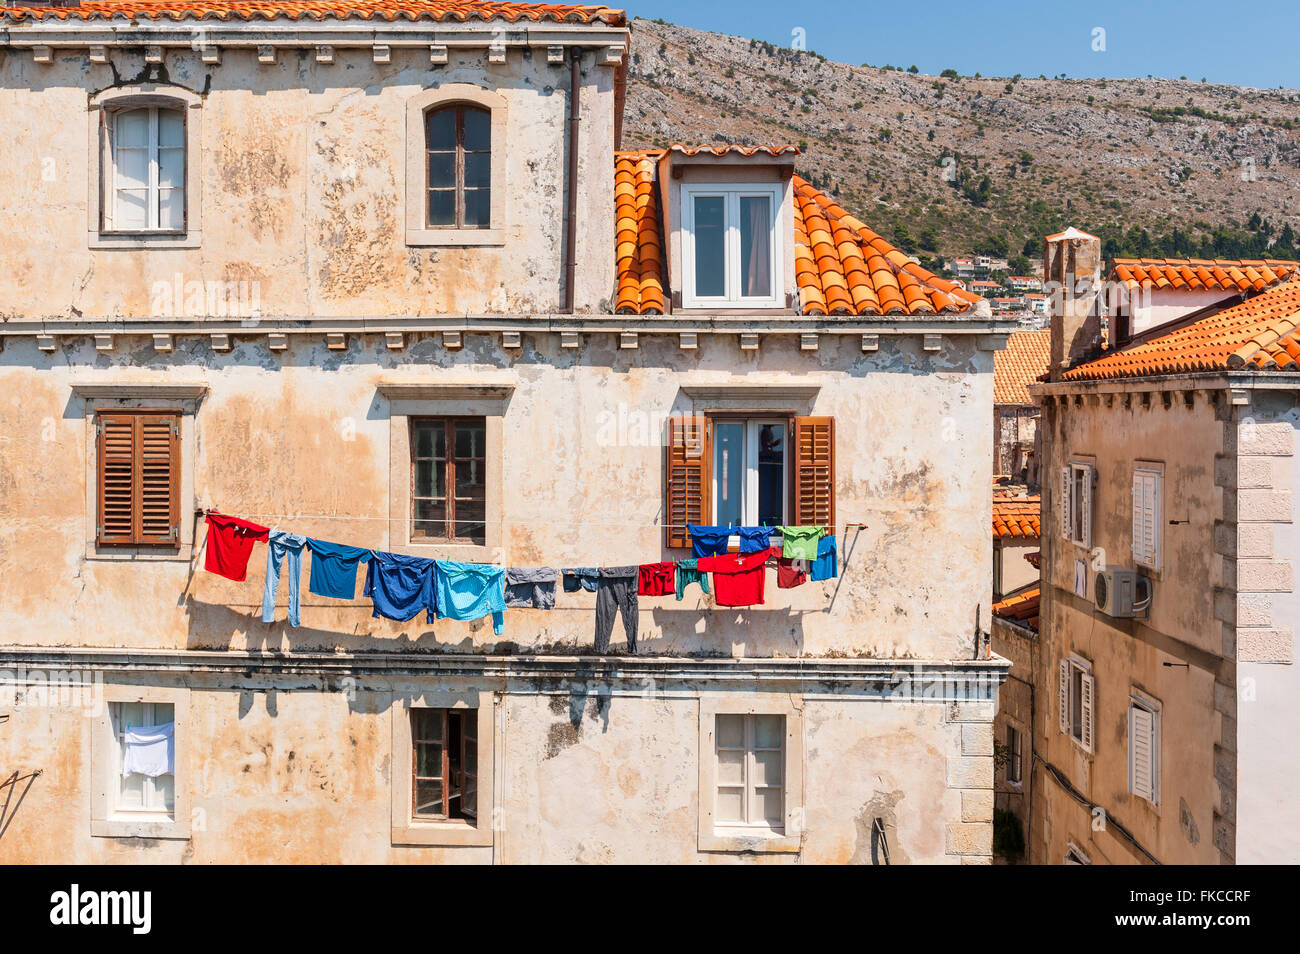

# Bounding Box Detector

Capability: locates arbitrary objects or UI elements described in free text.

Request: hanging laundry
[261,530,307,627]
[204,513,270,582]
[364,551,437,623]
[434,561,507,635]
[594,566,638,653]
[306,539,372,599]
[777,558,807,589]
[778,525,824,561]
[637,561,675,597]
[736,526,776,554]
[674,558,711,601]
[505,567,558,609]
[687,525,732,558]
[562,568,601,593]
[809,535,838,582]
[697,547,775,607]
[121,721,175,778]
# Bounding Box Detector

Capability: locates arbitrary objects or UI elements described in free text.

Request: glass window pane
[413,421,442,458]
[739,195,773,297]
[119,771,145,809]
[157,110,185,148]
[412,709,443,743]
[425,108,456,150]
[454,420,485,460]
[757,424,784,526]
[692,195,726,297]
[414,459,445,499]
[716,713,744,748]
[413,498,447,539]
[428,152,455,190]
[158,188,184,231]
[716,786,745,824]
[464,152,490,189]
[463,108,490,152]
[714,423,744,527]
[414,779,444,816]
[755,715,784,749]
[756,786,784,825]
[115,109,149,147]
[153,773,176,812]
[428,190,455,227]
[754,749,783,786]
[717,749,745,786]
[115,147,149,189]
[454,497,485,542]
[463,188,490,228]
[415,742,442,778]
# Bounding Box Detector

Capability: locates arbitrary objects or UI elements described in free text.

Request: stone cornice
[1030,371,1300,400]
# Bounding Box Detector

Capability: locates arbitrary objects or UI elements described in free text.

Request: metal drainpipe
[563,47,581,313]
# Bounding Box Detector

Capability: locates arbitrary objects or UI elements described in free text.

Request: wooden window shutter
[1130,704,1156,802]
[1060,466,1072,539]
[1058,660,1071,735]
[96,412,180,547]
[793,416,835,528]
[1131,471,1145,563]
[665,416,710,549]
[1079,465,1093,549]
[1079,671,1096,754]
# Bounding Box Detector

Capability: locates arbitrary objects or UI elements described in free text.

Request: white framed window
[682,184,783,308]
[1006,724,1023,784]
[1129,691,1161,806]
[714,713,785,831]
[1058,655,1095,754]
[107,106,186,232]
[1132,465,1163,570]
[1065,842,1092,865]
[712,417,787,527]
[1059,460,1094,548]
[111,701,175,815]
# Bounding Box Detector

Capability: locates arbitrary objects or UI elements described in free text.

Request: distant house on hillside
[1008,275,1043,293]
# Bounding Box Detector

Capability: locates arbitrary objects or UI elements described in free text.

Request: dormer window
[682,184,783,308]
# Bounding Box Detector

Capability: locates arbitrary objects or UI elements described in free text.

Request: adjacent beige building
[0,2,1013,863]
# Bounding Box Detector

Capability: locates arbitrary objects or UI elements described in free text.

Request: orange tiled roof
[993,586,1039,632]
[993,496,1040,540]
[1111,258,1299,294]
[1064,279,1300,380]
[994,328,1050,404]
[614,151,665,315]
[0,0,624,23]
[612,149,979,317]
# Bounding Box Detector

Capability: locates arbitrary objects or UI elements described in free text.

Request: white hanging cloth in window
[122,721,175,778]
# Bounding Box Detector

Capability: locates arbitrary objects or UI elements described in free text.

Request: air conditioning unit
[1095,567,1152,619]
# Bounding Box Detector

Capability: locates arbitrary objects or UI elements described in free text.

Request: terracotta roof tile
[614,150,665,315]
[1111,258,1298,294]
[0,0,624,24]
[994,328,1050,404]
[993,586,1039,633]
[992,496,1040,540]
[667,144,801,158]
[1065,280,1300,381]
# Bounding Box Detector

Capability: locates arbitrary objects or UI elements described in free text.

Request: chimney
[1044,227,1102,380]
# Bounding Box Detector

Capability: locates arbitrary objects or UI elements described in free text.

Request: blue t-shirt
[434,561,506,635]
[809,535,838,582]
[736,526,775,554]
[306,539,372,599]
[688,525,732,558]
[364,551,437,623]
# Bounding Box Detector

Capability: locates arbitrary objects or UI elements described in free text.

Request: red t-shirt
[204,513,270,582]
[638,561,675,596]
[697,547,774,607]
[777,558,807,589]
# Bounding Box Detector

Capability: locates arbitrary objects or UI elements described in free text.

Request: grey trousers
[594,566,638,654]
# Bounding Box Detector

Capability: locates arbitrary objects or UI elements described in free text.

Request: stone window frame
[91,682,191,841]
[405,84,507,247]
[390,688,496,847]
[697,692,805,854]
[73,383,207,563]
[378,382,510,563]
[88,85,203,250]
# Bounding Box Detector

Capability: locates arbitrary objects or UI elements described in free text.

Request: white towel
[122,721,175,779]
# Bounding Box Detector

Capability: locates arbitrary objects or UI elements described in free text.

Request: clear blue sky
[624,0,1298,90]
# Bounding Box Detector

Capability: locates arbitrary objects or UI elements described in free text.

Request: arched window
[425,105,491,229]
[110,106,186,232]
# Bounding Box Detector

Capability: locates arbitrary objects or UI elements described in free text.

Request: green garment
[675,559,712,600]
[779,526,824,561]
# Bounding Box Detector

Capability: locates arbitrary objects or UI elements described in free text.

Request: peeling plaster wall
[0,333,994,662]
[0,46,614,317]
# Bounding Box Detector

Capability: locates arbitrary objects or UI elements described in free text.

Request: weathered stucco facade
[0,4,1011,864]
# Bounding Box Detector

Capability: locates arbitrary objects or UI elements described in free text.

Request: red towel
[638,561,675,596]
[204,513,270,582]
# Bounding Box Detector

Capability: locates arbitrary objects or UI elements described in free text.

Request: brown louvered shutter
[664,415,711,549]
[96,412,180,547]
[793,416,835,529]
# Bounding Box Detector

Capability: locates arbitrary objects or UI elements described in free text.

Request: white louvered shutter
[1080,671,1096,753]
[1130,705,1156,802]
[1150,475,1162,569]
[1058,660,1070,734]
[1060,466,1073,539]
[1131,470,1161,567]
[1079,466,1093,549]
[1131,472,1145,563]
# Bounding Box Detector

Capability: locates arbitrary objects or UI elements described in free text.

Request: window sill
[406,228,504,248]
[392,817,492,847]
[403,541,495,563]
[89,230,202,250]
[93,813,189,840]
[700,827,799,853]
[85,544,192,563]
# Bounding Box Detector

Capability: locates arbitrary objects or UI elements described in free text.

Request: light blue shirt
[433,561,506,635]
